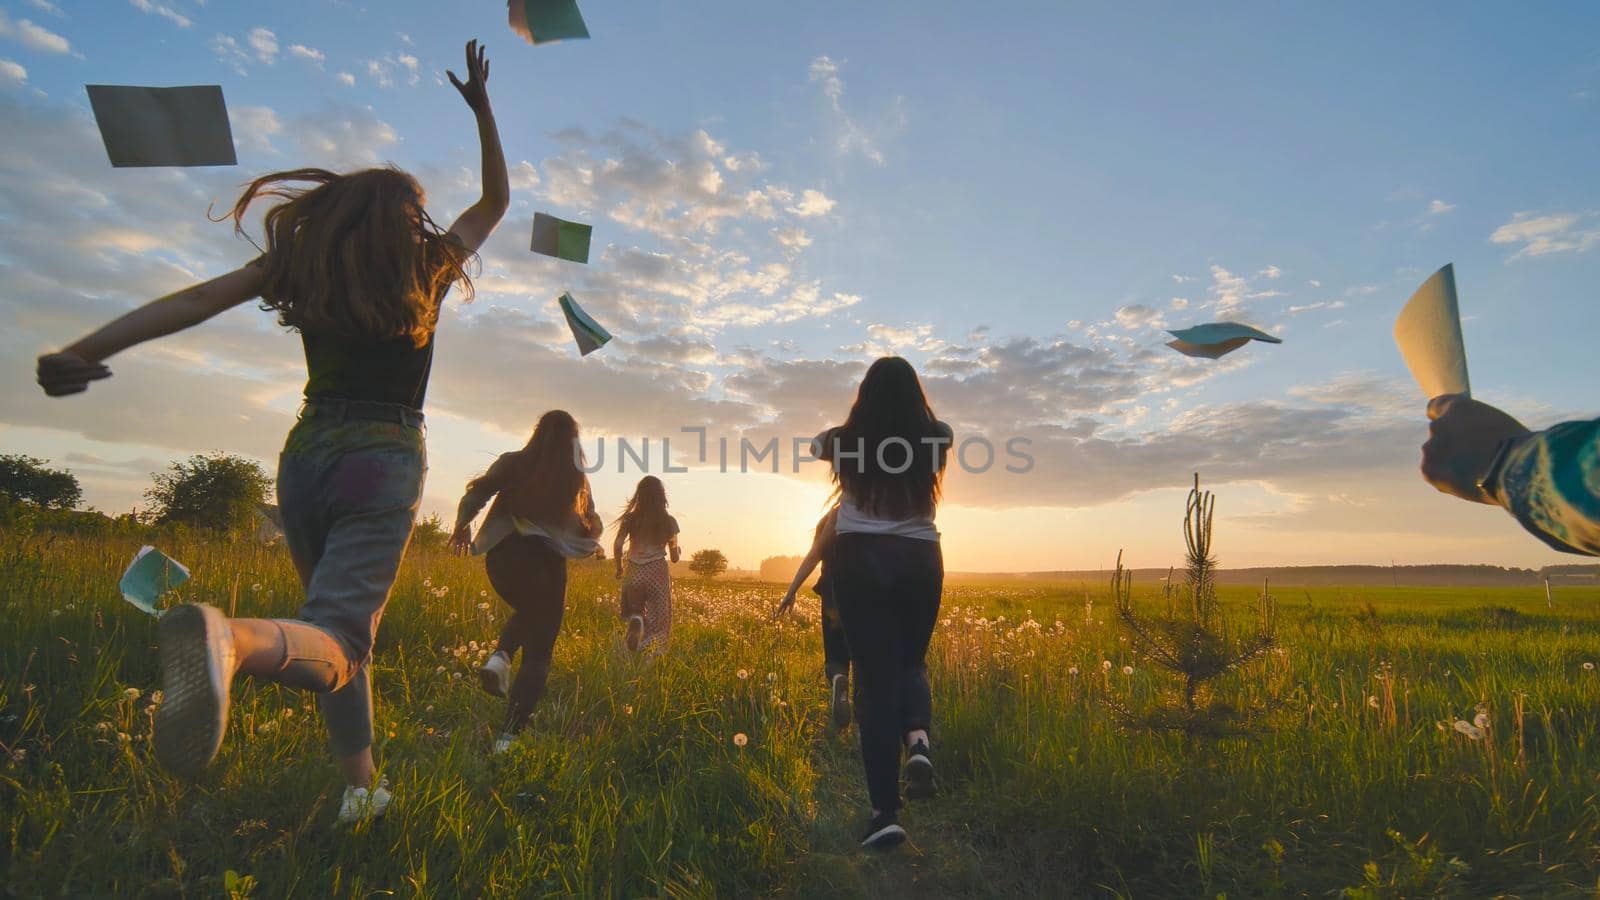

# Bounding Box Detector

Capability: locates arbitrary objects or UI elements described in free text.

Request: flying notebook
[1164,322,1283,359]
[531,212,593,263]
[559,291,611,356]
[85,85,237,168]
[508,0,591,45]
[1393,264,1470,398]
[118,546,191,617]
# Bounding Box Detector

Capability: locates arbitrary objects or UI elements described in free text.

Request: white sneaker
[491,733,515,755]
[478,651,510,698]
[153,604,236,780]
[337,777,391,825]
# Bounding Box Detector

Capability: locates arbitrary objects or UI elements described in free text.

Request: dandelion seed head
[732,733,748,747]
[1122,665,1134,676]
[737,669,749,680]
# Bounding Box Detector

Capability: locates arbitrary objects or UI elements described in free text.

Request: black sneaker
[859,813,906,850]
[829,673,852,730]
[904,740,935,800]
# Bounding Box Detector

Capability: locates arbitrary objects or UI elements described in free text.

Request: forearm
[1493,418,1600,556]
[453,485,495,533]
[783,548,824,599]
[473,108,510,214]
[65,274,254,362]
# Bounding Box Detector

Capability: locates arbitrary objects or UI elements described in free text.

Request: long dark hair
[224,166,473,347]
[616,475,673,546]
[829,356,946,519]
[474,410,591,525]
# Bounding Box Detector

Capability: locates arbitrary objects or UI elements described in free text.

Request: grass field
[5,530,1600,897]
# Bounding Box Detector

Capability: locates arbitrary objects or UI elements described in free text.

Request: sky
[2,0,1598,572]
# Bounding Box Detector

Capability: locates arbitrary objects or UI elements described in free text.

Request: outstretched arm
[1423,395,1600,556]
[37,261,266,396]
[445,39,509,254]
[774,543,825,620]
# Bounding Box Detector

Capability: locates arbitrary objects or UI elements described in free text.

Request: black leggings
[485,535,568,734]
[819,586,851,680]
[832,533,943,813]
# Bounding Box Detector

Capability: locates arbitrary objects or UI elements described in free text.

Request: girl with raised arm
[813,356,952,850]
[773,506,854,730]
[612,476,681,653]
[451,410,604,754]
[34,40,508,824]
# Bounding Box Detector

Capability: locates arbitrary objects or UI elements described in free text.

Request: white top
[471,494,601,560]
[835,498,940,542]
[815,421,951,543]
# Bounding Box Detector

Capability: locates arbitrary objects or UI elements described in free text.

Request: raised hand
[37,351,111,397]
[1422,394,1531,503]
[447,39,492,113]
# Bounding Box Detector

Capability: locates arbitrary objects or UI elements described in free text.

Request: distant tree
[145,453,271,532]
[410,512,451,552]
[0,454,82,509]
[689,548,729,579]
[759,554,806,583]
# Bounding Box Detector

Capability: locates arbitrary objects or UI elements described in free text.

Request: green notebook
[119,545,190,617]
[508,0,591,45]
[531,212,592,264]
[559,292,612,356]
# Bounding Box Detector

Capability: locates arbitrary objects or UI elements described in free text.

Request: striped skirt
[620,558,672,651]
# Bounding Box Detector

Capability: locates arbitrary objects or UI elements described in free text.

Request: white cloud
[26,0,63,17]
[228,105,281,157]
[787,189,835,218]
[1169,297,1189,310]
[508,159,540,191]
[0,11,71,53]
[771,226,812,251]
[1286,300,1345,315]
[247,27,277,64]
[1257,265,1282,279]
[336,71,356,87]
[366,59,393,88]
[211,35,248,75]
[286,102,400,169]
[807,55,890,165]
[128,0,190,29]
[1113,304,1165,330]
[396,53,421,86]
[0,58,25,85]
[1428,198,1455,215]
[1490,211,1600,260]
[288,43,325,65]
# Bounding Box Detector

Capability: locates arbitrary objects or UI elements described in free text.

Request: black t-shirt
[301,330,435,410]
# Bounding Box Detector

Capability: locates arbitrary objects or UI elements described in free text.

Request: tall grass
[3,530,1600,897]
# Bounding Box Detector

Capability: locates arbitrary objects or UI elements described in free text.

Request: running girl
[611,475,681,653]
[813,356,952,850]
[773,506,853,731]
[450,410,603,754]
[35,40,509,824]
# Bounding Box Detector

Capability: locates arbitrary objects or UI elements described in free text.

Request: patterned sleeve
[1492,418,1600,556]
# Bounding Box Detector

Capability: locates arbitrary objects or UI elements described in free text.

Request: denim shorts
[276,400,427,666]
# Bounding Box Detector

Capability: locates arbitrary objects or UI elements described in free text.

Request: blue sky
[2,1,1597,571]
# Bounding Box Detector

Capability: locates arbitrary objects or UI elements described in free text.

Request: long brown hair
[830,356,947,519]
[475,410,592,525]
[616,475,673,547]
[224,167,473,347]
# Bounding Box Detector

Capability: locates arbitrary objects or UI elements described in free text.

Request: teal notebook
[559,292,612,356]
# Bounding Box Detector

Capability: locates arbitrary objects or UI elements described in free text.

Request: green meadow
[4,530,1600,898]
